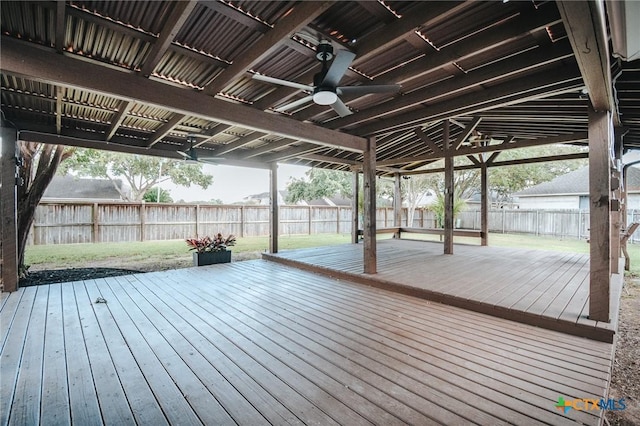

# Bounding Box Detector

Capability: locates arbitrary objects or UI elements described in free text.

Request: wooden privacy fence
[28,201,640,245]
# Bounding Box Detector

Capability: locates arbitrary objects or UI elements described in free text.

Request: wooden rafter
[557,1,615,115]
[203,1,332,96]
[355,65,583,135]
[376,132,588,166]
[242,138,297,158]
[329,41,573,130]
[451,117,482,150]
[55,1,66,54]
[194,124,233,147]
[55,86,63,134]
[214,132,268,156]
[107,100,134,141]
[1,38,366,152]
[259,144,323,162]
[147,114,185,148]
[140,1,197,77]
[414,127,442,154]
[399,152,589,175]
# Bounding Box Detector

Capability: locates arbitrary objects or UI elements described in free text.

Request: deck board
[0,260,616,425]
[264,240,622,342]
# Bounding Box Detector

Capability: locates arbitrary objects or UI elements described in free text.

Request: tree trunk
[16,142,73,271]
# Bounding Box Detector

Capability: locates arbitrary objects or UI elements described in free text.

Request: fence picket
[28,201,633,245]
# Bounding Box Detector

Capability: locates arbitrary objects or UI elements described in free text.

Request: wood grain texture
[0,259,615,425]
[264,239,621,343]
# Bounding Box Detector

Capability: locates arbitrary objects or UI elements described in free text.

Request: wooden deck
[0,260,615,425]
[263,239,623,343]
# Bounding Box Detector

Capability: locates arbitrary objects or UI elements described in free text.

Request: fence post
[92,202,99,243]
[578,210,582,240]
[535,210,539,236]
[308,205,312,235]
[239,205,244,237]
[336,207,340,234]
[195,204,200,237]
[140,202,146,242]
[502,209,506,234]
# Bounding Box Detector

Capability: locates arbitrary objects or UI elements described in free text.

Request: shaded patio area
[0,260,614,425]
[264,239,623,343]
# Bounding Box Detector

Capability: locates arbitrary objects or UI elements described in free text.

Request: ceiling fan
[252,40,400,117]
[177,135,224,164]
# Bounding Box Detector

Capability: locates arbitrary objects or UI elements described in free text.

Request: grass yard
[24,232,640,275]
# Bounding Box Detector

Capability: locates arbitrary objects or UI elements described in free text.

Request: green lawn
[25,232,640,275]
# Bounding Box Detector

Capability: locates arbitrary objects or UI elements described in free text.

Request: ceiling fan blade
[330,97,353,117]
[252,74,313,92]
[338,84,401,96]
[322,50,356,87]
[275,95,314,112]
[177,150,190,159]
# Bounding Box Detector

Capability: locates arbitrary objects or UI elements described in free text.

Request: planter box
[193,250,232,266]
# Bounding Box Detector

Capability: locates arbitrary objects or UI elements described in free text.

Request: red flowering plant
[186,233,237,253]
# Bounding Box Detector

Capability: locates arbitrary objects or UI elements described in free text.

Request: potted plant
[186,233,236,266]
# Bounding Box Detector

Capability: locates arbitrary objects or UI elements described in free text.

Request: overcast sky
[161,163,310,203]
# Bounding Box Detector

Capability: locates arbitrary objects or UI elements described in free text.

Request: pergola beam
[414,127,442,154]
[452,116,482,150]
[376,132,588,166]
[214,132,268,156]
[55,86,63,134]
[146,114,186,148]
[355,65,583,136]
[18,130,271,169]
[107,101,134,141]
[140,1,197,77]
[557,1,615,115]
[1,37,366,153]
[329,41,573,129]
[242,138,297,158]
[203,1,332,96]
[55,1,66,53]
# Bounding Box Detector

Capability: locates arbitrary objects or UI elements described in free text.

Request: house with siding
[515,166,640,210]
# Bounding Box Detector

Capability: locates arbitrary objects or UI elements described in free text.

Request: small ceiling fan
[252,40,400,117]
[177,135,224,164]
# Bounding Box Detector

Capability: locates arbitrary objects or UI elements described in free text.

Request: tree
[429,194,468,228]
[17,142,74,274]
[488,145,587,206]
[59,149,213,201]
[143,187,173,203]
[286,168,352,203]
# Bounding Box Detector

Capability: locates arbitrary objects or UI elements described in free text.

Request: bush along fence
[27,201,640,245]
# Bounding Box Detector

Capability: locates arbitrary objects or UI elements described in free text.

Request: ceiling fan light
[313,90,338,105]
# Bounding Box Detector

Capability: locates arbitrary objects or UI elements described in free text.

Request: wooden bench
[358,227,484,239]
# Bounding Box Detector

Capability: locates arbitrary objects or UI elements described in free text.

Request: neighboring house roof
[43,176,126,200]
[515,166,640,197]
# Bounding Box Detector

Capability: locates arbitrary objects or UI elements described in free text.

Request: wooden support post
[611,128,623,273]
[393,173,402,238]
[588,105,611,322]
[443,119,454,254]
[480,155,489,246]
[1,125,19,292]
[363,137,377,274]
[351,170,360,244]
[269,163,279,254]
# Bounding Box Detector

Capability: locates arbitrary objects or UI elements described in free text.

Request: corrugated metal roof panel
[154,50,224,89]
[178,4,261,62]
[70,1,177,35]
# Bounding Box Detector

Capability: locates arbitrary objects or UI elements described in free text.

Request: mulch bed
[19,268,142,287]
